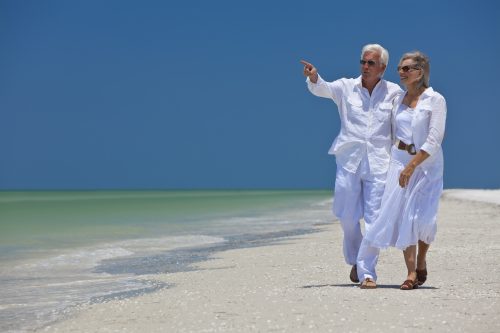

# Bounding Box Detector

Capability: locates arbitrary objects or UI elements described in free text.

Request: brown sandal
[416,268,427,286]
[400,279,419,290]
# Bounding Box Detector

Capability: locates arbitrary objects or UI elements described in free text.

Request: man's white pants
[333,156,386,282]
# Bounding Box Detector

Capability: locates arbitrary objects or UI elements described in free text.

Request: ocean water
[0,190,333,332]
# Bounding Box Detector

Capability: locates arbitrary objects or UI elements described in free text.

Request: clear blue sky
[1,0,499,190]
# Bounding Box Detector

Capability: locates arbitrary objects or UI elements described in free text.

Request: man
[301,44,402,289]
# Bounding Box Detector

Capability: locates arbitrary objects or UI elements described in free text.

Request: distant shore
[41,189,500,332]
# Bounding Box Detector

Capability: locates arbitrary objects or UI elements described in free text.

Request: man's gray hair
[361,44,389,66]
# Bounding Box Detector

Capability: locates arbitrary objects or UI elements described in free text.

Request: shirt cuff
[420,142,439,156]
[306,74,323,86]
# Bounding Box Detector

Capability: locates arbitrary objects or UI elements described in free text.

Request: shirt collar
[401,86,434,102]
[419,87,434,99]
[355,75,363,87]
[355,75,385,90]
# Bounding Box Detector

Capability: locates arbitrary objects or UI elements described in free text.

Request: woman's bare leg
[403,245,417,282]
[417,240,430,270]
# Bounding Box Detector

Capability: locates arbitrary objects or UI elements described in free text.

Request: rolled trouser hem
[361,274,376,282]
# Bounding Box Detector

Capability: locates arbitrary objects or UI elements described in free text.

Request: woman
[360,51,447,290]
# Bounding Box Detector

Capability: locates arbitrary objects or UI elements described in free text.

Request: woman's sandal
[416,268,427,286]
[400,279,419,290]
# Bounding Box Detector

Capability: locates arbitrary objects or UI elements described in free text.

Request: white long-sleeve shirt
[307,75,402,174]
[392,87,447,179]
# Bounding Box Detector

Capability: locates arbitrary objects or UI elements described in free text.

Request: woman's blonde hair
[399,51,430,88]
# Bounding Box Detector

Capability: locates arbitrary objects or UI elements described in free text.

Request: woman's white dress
[364,87,447,250]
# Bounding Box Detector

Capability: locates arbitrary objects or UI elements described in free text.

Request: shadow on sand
[301,283,438,290]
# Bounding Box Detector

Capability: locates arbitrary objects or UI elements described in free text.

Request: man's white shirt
[307,75,402,175]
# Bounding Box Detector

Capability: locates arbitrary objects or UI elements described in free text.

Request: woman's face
[398,58,422,87]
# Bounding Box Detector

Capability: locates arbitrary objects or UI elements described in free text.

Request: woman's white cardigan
[391,87,447,181]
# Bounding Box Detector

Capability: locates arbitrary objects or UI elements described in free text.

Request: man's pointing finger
[300,60,312,68]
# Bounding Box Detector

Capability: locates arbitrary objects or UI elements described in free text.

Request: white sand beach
[443,188,500,205]
[41,189,500,333]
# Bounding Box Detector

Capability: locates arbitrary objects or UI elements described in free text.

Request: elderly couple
[301,44,447,290]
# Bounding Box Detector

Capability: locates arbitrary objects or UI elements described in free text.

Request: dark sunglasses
[359,59,378,66]
[397,65,420,73]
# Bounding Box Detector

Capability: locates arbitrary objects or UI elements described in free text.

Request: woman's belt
[396,139,417,155]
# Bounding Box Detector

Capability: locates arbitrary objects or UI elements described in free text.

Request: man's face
[360,51,386,82]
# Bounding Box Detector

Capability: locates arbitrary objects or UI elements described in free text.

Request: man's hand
[300,60,318,83]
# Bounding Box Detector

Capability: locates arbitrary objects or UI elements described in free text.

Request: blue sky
[1,0,499,190]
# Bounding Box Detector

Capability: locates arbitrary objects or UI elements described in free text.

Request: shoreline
[39,190,500,332]
[0,190,333,333]
[94,227,322,276]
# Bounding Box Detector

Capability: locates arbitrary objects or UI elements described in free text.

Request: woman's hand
[399,164,416,188]
[398,150,430,188]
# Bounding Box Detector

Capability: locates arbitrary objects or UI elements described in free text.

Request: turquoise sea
[0,190,333,332]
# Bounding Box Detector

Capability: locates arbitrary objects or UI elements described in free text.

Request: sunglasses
[397,65,420,73]
[359,59,378,66]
